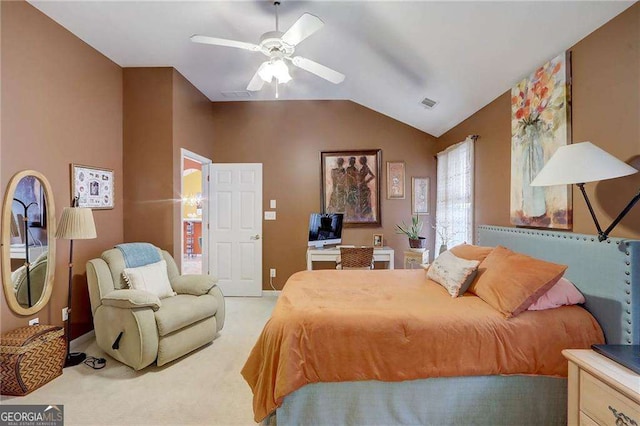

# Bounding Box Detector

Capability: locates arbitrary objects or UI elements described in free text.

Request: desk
[307,247,395,270]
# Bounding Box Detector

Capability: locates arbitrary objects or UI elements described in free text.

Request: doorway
[181,149,212,275]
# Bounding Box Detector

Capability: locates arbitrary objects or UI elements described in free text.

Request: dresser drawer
[580,370,640,425]
[579,411,599,426]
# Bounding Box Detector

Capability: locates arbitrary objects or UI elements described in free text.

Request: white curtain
[435,137,475,253]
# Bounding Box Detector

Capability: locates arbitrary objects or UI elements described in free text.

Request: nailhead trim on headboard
[477,225,639,345]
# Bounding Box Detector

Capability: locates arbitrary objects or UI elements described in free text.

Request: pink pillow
[527,277,585,311]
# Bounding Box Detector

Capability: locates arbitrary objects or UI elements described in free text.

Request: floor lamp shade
[55,207,97,240]
[530,141,638,187]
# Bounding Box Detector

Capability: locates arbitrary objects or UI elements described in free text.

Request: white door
[208,163,262,296]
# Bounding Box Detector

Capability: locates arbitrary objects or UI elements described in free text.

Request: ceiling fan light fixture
[258,62,274,83]
[259,59,292,84]
[272,59,292,83]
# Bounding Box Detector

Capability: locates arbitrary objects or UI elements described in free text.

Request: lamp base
[64,352,86,368]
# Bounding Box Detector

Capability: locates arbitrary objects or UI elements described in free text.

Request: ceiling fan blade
[291,56,345,84]
[281,13,324,46]
[190,35,261,52]
[247,63,268,91]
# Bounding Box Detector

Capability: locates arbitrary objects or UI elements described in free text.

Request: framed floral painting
[411,177,430,215]
[386,161,405,199]
[321,150,382,227]
[510,51,572,229]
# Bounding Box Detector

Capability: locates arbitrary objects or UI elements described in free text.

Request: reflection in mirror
[2,170,56,316]
[11,176,48,307]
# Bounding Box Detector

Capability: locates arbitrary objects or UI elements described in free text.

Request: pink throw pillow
[527,277,585,311]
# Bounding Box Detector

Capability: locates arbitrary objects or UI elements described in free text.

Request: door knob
[250,234,261,240]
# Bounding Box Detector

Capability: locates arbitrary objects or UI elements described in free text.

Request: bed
[242,225,640,425]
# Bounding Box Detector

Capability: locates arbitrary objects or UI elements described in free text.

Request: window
[435,137,475,252]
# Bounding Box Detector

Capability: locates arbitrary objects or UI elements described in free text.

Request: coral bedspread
[241,270,604,422]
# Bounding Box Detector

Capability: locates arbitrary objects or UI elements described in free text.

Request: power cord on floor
[83,356,106,370]
[269,276,277,291]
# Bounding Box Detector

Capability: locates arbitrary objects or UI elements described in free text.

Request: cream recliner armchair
[86,247,225,370]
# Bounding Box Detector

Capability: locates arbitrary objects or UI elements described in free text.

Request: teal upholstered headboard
[477,225,640,345]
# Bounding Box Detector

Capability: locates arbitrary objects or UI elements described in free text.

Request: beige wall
[437,3,640,240]
[1,1,123,337]
[211,101,437,289]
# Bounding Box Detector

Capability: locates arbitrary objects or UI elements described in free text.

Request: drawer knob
[608,406,638,426]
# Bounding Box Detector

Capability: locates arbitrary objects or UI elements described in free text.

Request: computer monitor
[308,213,343,248]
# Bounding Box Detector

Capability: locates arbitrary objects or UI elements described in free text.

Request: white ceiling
[28,1,633,137]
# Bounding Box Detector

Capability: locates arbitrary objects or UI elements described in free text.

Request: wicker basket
[1,325,65,396]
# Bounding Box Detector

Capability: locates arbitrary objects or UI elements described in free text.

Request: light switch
[270,199,277,209]
[264,211,276,220]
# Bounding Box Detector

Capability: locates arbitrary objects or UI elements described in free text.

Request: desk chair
[336,247,375,270]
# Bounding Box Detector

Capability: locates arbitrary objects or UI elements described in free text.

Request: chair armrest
[171,275,218,296]
[102,290,161,311]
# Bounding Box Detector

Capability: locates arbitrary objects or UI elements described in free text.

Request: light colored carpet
[1,296,278,425]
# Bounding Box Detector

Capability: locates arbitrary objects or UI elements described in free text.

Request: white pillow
[122,260,176,299]
[427,250,480,297]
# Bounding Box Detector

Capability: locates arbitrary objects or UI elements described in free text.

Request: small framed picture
[71,164,114,209]
[373,233,384,248]
[386,161,405,199]
[412,177,430,215]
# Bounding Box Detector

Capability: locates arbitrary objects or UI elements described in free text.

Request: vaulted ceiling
[29,1,633,136]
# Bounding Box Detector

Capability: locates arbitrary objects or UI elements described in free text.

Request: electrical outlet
[270,268,276,278]
[28,318,39,326]
[62,307,69,321]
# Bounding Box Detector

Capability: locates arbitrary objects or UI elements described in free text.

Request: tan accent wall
[437,3,640,240]
[1,1,123,337]
[123,68,174,253]
[123,68,215,267]
[211,101,437,289]
[171,70,216,263]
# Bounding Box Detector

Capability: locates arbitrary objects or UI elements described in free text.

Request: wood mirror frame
[1,170,56,316]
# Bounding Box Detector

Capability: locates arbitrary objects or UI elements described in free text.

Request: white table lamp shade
[530,141,638,187]
[55,207,97,240]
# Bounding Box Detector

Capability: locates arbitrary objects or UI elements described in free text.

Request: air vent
[421,97,438,109]
[221,91,252,98]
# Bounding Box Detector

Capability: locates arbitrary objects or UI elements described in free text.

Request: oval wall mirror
[1,170,56,316]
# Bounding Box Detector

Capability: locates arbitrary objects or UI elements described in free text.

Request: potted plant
[395,215,427,249]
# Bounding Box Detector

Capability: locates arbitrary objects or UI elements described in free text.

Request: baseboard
[262,290,281,297]
[70,330,95,350]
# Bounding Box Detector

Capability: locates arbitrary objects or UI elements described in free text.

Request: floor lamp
[531,141,639,241]
[55,199,97,367]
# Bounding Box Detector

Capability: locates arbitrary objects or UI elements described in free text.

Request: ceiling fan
[190,2,345,96]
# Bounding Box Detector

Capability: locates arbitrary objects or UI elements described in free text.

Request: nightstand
[404,250,429,269]
[563,349,640,426]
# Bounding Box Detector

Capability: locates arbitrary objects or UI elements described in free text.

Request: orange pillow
[470,245,567,318]
[449,244,494,262]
